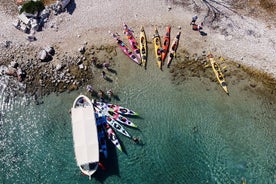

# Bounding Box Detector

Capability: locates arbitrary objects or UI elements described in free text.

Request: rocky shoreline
[0,40,117,100]
[1,39,275,105]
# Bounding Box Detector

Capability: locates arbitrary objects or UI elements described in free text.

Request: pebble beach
[1,0,276,97]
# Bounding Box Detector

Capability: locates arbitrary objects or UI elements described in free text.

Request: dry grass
[41,0,56,6]
[259,0,276,13]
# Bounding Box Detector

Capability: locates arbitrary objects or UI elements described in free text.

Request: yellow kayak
[207,53,229,95]
[139,26,147,69]
[153,28,162,70]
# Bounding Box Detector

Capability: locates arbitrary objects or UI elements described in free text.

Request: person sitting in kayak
[119,116,127,122]
[120,108,127,113]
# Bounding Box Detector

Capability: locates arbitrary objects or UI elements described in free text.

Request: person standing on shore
[102,71,106,79]
[103,62,110,70]
[107,89,113,99]
[190,15,198,25]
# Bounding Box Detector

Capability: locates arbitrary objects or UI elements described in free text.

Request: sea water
[0,49,275,184]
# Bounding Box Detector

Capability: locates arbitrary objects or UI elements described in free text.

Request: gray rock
[56,64,63,71]
[45,46,55,55]
[38,50,48,61]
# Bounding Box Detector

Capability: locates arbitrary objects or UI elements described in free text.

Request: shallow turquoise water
[0,50,276,183]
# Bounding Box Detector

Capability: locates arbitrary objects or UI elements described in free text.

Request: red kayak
[161,25,171,63]
[123,23,141,60]
[109,31,141,65]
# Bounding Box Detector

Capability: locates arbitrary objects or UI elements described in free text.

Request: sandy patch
[0,0,275,78]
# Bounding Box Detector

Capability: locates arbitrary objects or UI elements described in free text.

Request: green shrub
[20,0,45,14]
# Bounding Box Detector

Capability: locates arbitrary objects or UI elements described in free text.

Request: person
[132,137,140,143]
[103,62,110,69]
[91,58,96,66]
[192,23,203,31]
[102,71,106,79]
[86,85,93,93]
[190,15,198,25]
[107,89,113,98]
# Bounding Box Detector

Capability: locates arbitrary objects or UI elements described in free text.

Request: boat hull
[167,31,181,68]
[71,95,99,178]
[123,23,141,60]
[139,26,147,69]
[153,28,162,70]
[208,54,229,95]
[109,31,141,65]
[161,26,171,63]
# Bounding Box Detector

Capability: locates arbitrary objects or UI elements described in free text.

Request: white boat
[71,95,99,179]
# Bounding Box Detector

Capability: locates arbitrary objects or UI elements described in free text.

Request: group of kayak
[109,23,181,70]
[71,95,140,179]
[94,101,139,156]
[109,24,229,94]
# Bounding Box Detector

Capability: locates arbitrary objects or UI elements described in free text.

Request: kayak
[96,102,139,116]
[161,25,171,63]
[207,53,229,95]
[108,111,138,128]
[167,31,181,68]
[105,115,132,138]
[109,31,141,65]
[96,114,108,159]
[104,118,123,152]
[123,23,141,60]
[139,26,147,69]
[153,28,163,70]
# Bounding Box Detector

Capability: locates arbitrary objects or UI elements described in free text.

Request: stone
[38,49,48,61]
[45,46,55,55]
[56,64,63,71]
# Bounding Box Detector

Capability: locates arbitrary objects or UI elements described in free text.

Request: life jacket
[192,24,198,31]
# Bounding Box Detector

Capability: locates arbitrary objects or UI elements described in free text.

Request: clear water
[0,50,275,184]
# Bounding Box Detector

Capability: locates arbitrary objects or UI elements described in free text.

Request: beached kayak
[123,23,141,60]
[167,31,181,68]
[207,53,229,95]
[161,26,171,63]
[153,28,163,70]
[108,111,138,128]
[104,119,123,152]
[96,102,139,116]
[139,26,147,69]
[109,31,141,65]
[105,115,132,138]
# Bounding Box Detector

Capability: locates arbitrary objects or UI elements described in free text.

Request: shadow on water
[94,141,120,182]
[66,0,76,15]
[104,77,113,83]
[112,95,121,101]
[107,68,117,75]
